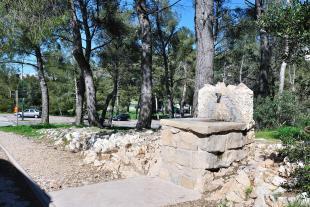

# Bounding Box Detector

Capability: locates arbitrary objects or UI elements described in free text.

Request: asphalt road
[0,114,75,127]
[0,114,161,129]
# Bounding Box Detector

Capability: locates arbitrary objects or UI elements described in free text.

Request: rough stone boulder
[198,82,254,128]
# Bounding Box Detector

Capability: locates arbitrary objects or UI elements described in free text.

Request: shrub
[278,126,310,196]
[254,92,304,129]
[275,127,309,145]
[291,166,310,195]
[287,199,309,207]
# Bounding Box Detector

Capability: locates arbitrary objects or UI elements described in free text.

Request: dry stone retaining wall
[159,119,251,192]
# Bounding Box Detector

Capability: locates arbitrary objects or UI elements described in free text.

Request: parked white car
[15,109,41,118]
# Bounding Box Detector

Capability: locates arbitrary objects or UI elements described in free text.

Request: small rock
[249,191,257,199]
[83,151,97,164]
[273,187,286,194]
[235,170,251,187]
[263,159,274,168]
[278,165,288,177]
[272,176,286,187]
[205,178,224,192]
[93,160,104,167]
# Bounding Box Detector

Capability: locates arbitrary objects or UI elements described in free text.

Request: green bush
[278,126,310,195]
[254,96,278,129]
[275,127,309,145]
[280,142,309,163]
[254,92,304,129]
[286,199,310,207]
[291,165,310,195]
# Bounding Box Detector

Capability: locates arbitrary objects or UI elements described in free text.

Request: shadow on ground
[0,159,51,207]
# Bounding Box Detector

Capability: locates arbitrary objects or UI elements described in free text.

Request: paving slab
[160,118,246,135]
[50,176,201,207]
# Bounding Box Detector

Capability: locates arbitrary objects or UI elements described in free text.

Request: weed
[245,186,253,200]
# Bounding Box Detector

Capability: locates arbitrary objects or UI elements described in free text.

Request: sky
[175,0,247,31]
[21,0,249,75]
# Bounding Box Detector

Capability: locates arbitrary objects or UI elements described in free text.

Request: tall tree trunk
[193,0,214,117]
[100,66,119,126]
[75,69,85,125]
[136,0,153,129]
[34,46,49,124]
[180,62,188,118]
[155,11,174,118]
[279,37,289,95]
[256,0,271,97]
[288,64,296,92]
[108,86,117,126]
[68,0,99,126]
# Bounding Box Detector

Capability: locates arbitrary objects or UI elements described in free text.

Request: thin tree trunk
[155,94,159,120]
[35,46,49,124]
[108,86,117,126]
[288,64,296,92]
[68,0,99,126]
[136,0,153,129]
[180,62,188,118]
[223,62,227,83]
[108,66,119,126]
[75,69,85,125]
[256,0,271,97]
[100,92,113,125]
[136,96,140,120]
[155,11,174,118]
[193,0,214,117]
[239,55,245,83]
[279,37,289,95]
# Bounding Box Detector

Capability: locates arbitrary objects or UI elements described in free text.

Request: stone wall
[159,119,251,192]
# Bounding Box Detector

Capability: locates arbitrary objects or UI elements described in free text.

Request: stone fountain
[159,82,254,192]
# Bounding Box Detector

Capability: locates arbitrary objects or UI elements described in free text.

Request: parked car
[112,113,130,121]
[15,109,41,118]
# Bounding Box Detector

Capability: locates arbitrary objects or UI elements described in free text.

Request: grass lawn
[0,124,72,138]
[255,129,278,140]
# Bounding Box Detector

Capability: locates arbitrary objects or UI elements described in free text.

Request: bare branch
[91,39,113,51]
[53,34,74,43]
[164,27,177,48]
[0,60,38,68]
[245,0,255,7]
[149,0,182,15]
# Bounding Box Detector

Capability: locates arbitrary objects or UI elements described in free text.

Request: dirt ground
[0,131,114,192]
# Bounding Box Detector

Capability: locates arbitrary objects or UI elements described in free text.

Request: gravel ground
[0,148,42,207]
[0,132,113,192]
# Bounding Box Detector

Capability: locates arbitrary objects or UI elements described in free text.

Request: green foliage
[0,66,19,112]
[277,126,309,195]
[0,0,67,48]
[286,199,309,207]
[290,165,310,195]
[254,92,305,129]
[0,124,72,137]
[275,127,309,144]
[255,130,278,140]
[245,186,253,200]
[259,1,310,43]
[280,142,309,163]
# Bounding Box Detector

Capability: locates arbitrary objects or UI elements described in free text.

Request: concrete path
[50,176,201,207]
